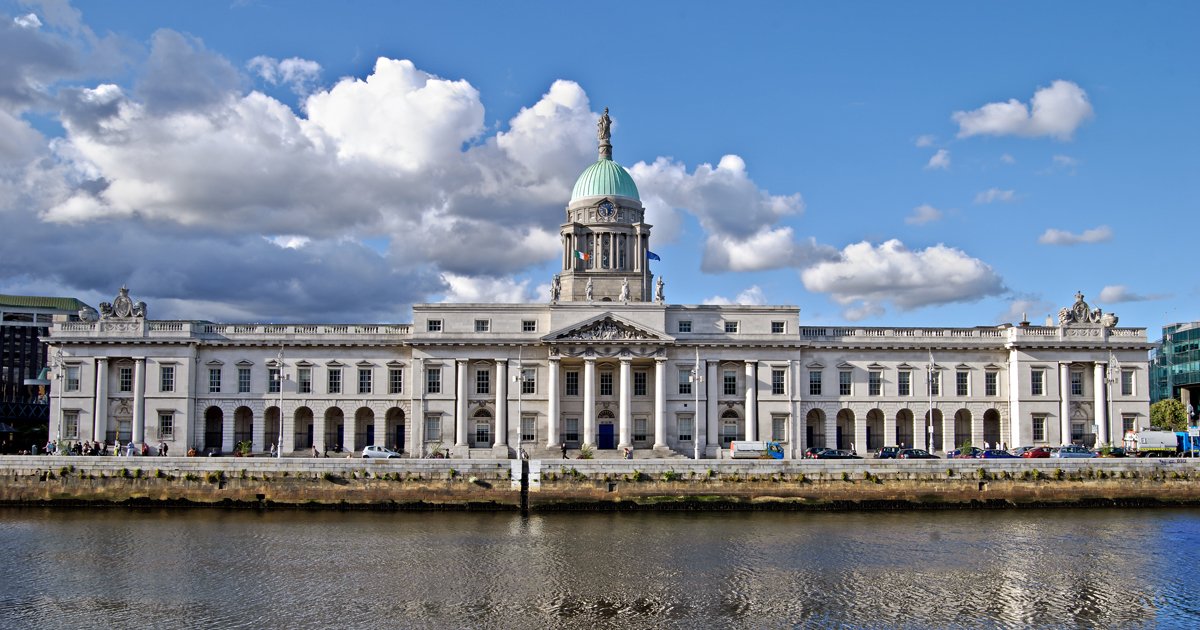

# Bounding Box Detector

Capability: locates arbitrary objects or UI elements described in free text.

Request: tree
[1150,399,1187,431]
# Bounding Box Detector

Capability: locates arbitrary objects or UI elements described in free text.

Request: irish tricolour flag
[574,251,590,262]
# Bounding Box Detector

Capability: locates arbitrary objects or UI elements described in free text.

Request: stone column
[1008,349,1023,447]
[343,410,355,454]
[252,406,265,453]
[455,359,468,447]
[912,412,923,452]
[618,357,632,449]
[313,410,326,454]
[855,413,867,455]
[93,358,108,442]
[941,410,953,454]
[706,362,719,454]
[1059,363,1071,445]
[583,357,596,447]
[744,361,758,441]
[373,408,387,451]
[1094,362,1108,445]
[825,411,838,451]
[884,408,896,450]
[132,358,146,445]
[547,358,560,448]
[653,357,667,449]
[494,360,508,448]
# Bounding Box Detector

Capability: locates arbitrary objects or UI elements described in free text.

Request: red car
[1020,446,1051,458]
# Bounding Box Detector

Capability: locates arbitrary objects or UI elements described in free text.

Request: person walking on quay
[561,443,568,459]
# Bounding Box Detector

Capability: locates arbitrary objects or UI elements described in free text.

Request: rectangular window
[899,371,911,397]
[723,370,737,396]
[839,370,852,396]
[1121,369,1134,396]
[1071,371,1083,397]
[869,371,882,396]
[425,415,441,442]
[158,412,174,439]
[475,421,490,445]
[208,367,221,394]
[634,417,648,443]
[724,321,739,333]
[426,319,442,332]
[600,372,613,396]
[679,369,693,395]
[327,369,341,394]
[521,368,536,395]
[389,368,403,395]
[159,366,174,393]
[358,368,373,394]
[268,367,281,394]
[474,319,490,333]
[1122,415,1136,434]
[772,369,786,396]
[1032,415,1046,442]
[522,320,537,333]
[1072,422,1084,443]
[771,321,786,334]
[678,320,692,333]
[956,371,969,397]
[63,410,79,440]
[119,366,133,392]
[565,371,579,396]
[985,371,998,397]
[772,415,786,441]
[65,366,81,392]
[521,415,535,443]
[929,371,941,396]
[809,371,822,396]
[634,371,647,396]
[238,367,251,393]
[476,369,490,395]
[678,415,693,442]
[1031,369,1045,396]
[426,368,441,394]
[564,418,579,442]
[298,368,312,394]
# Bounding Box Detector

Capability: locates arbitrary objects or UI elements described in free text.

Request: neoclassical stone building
[45,115,1152,458]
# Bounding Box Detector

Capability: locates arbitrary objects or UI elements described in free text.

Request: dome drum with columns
[557,107,654,303]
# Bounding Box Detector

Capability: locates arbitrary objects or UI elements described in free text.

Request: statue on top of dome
[597,107,612,142]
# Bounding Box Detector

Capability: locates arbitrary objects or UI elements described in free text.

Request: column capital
[584,356,596,364]
[654,356,668,364]
[619,355,632,365]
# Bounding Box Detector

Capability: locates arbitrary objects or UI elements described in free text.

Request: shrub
[184,472,198,482]
[631,469,648,482]
[448,468,458,478]
[579,444,594,460]
[134,468,143,479]
[154,469,165,479]
[977,468,988,481]
[662,470,681,482]
[206,471,223,484]
[842,471,851,482]
[59,466,70,477]
[322,471,336,481]
[1055,468,1065,480]
[796,472,805,483]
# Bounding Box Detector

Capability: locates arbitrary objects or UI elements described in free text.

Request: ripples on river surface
[1,507,1199,629]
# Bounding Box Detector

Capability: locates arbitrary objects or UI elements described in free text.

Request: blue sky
[0,1,1195,332]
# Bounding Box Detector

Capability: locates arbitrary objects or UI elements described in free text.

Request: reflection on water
[1,507,1197,629]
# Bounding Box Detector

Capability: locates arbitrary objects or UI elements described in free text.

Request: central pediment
[544,313,673,343]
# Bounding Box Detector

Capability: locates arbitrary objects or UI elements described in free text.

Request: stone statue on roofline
[597,107,612,142]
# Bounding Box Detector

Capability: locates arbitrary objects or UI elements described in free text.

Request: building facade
[1152,322,1200,408]
[45,116,1153,457]
[1,294,91,448]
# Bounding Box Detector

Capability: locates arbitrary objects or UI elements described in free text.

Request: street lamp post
[276,348,284,459]
[514,347,524,460]
[927,349,935,454]
[51,349,64,450]
[691,347,703,460]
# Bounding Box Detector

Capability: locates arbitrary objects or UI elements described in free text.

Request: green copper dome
[570,158,640,202]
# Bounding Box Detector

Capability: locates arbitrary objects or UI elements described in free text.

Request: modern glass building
[1152,322,1200,406]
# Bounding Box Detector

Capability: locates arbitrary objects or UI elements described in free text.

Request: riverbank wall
[3,456,1200,511]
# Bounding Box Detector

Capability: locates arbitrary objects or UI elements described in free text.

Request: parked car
[1020,446,1052,458]
[1097,446,1127,458]
[362,445,402,459]
[947,447,983,459]
[816,449,862,459]
[803,447,829,459]
[1010,446,1035,457]
[979,449,1017,459]
[1051,445,1096,459]
[874,446,902,459]
[897,448,939,459]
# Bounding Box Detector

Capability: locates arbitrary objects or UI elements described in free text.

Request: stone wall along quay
[2,456,1200,511]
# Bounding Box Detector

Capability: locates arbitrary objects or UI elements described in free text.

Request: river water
[1,507,1198,629]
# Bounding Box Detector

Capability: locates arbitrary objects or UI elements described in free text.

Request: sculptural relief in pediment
[556,318,658,341]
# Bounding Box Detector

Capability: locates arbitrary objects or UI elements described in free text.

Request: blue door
[598,423,616,450]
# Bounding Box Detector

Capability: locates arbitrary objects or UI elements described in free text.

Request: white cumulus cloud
[953,80,1093,140]
[439,273,536,303]
[800,239,1005,318]
[703,285,767,306]
[248,55,322,94]
[905,204,942,225]
[925,149,950,170]
[974,188,1016,204]
[915,134,935,148]
[1038,225,1112,245]
[1098,285,1166,303]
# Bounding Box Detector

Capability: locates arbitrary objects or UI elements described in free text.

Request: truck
[1125,430,1200,457]
[729,441,784,459]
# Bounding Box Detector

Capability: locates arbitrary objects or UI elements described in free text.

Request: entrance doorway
[598,423,616,449]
